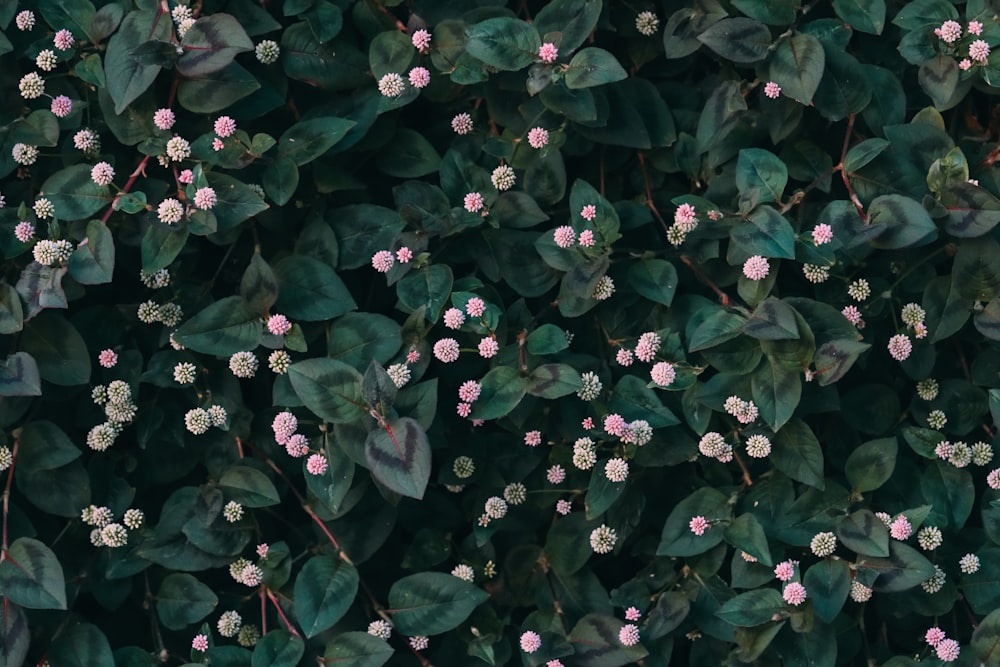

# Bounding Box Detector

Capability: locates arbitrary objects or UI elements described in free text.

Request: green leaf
[362,361,398,414]
[728,206,796,262]
[867,195,938,249]
[469,366,527,420]
[545,513,597,576]
[21,312,90,386]
[836,510,889,557]
[744,297,799,340]
[141,225,189,273]
[814,339,870,386]
[843,138,890,173]
[863,541,935,592]
[155,573,218,630]
[715,589,785,627]
[527,363,582,399]
[67,220,115,285]
[526,324,569,355]
[39,0,97,41]
[569,614,650,665]
[327,313,401,372]
[252,630,304,667]
[845,437,897,492]
[0,353,41,397]
[657,487,729,556]
[533,0,601,52]
[377,129,441,178]
[322,631,394,667]
[732,0,797,24]
[15,263,67,319]
[585,463,627,519]
[365,417,431,499]
[813,46,872,122]
[396,265,453,323]
[751,360,802,432]
[388,572,488,635]
[767,34,825,105]
[277,117,356,166]
[16,420,80,472]
[698,18,771,63]
[972,607,1000,667]
[628,259,678,307]
[724,514,773,566]
[465,17,541,71]
[329,205,405,270]
[965,547,1000,614]
[177,14,253,77]
[105,10,173,114]
[609,374,679,428]
[273,255,356,321]
[205,173,270,231]
[177,62,261,114]
[172,296,263,356]
[941,181,1000,238]
[690,310,748,351]
[41,165,110,221]
[240,252,279,312]
[833,0,885,34]
[0,538,67,610]
[918,56,959,110]
[564,48,628,89]
[803,559,850,623]
[287,358,365,423]
[736,149,788,203]
[47,624,113,667]
[294,556,359,637]
[219,466,280,507]
[0,603,28,667]
[771,419,824,488]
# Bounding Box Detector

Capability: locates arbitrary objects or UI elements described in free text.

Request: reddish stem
[2,436,19,552]
[266,589,301,637]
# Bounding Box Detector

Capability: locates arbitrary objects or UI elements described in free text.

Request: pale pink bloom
[935,20,962,43]
[960,58,973,70]
[689,516,709,536]
[153,108,175,130]
[50,95,72,118]
[935,441,954,460]
[547,465,565,483]
[604,414,627,436]
[456,402,471,417]
[842,305,864,327]
[581,204,597,221]
[774,560,795,581]
[674,203,697,227]
[396,247,413,263]
[547,661,564,667]
[616,349,634,366]
[478,337,499,358]
[192,634,209,651]
[988,468,1000,489]
[54,29,74,50]
[14,221,34,243]
[91,162,115,186]
[764,81,781,99]
[212,138,225,151]
[618,624,640,646]
[743,255,770,281]
[708,210,723,220]
[625,607,641,621]
[553,225,576,248]
[272,411,298,444]
[472,419,484,427]
[969,21,984,36]
[889,515,912,540]
[578,230,595,246]
[285,434,309,457]
[466,297,486,317]
[635,332,660,362]
[411,29,432,52]
[406,349,420,363]
[527,127,549,149]
[451,113,473,135]
[371,250,394,273]
[887,334,912,361]
[524,430,542,447]
[520,631,541,653]
[650,361,676,387]
[458,380,482,403]
[409,67,431,89]
[582,417,594,430]
[306,454,328,475]
[936,638,960,662]
[556,499,572,515]
[783,582,807,605]
[605,458,628,482]
[267,314,292,336]
[214,116,237,137]
[256,543,270,558]
[538,42,558,63]
[464,192,484,213]
[926,627,946,646]
[812,224,833,245]
[193,187,216,210]
[970,39,990,63]
[98,349,118,368]
[443,308,466,330]
[178,169,194,184]
[433,338,460,362]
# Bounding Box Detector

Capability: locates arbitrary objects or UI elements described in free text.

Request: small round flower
[12,143,38,166]
[51,94,72,118]
[699,432,728,458]
[593,276,615,300]
[267,314,292,336]
[371,250,394,273]
[185,408,212,435]
[887,334,912,361]
[970,38,991,63]
[951,442,972,467]
[842,305,864,327]
[743,255,770,281]
[409,636,429,651]
[810,532,837,557]
[619,624,640,646]
[602,414,625,437]
[936,638,960,662]
[803,264,830,283]
[605,458,629,483]
[453,456,475,478]
[89,161,115,187]
[764,81,782,99]
[121,508,144,530]
[269,350,292,374]
[137,301,160,323]
[165,136,191,162]
[229,351,258,378]
[635,10,659,36]
[14,221,34,243]
[396,247,413,264]
[577,371,602,401]
[443,308,466,330]
[36,50,58,71]
[15,10,35,30]
[960,57,973,70]
[578,229,595,246]
[925,626,946,647]
[573,437,597,470]
[774,560,796,581]
[220,500,243,523]
[847,279,871,301]
[650,361,676,387]
[378,72,406,97]
[255,39,280,64]
[578,206,598,224]
[98,349,118,369]
[458,380,482,403]
[520,631,542,653]
[849,580,872,602]
[86,423,118,451]
[386,363,410,388]
[901,303,926,327]
[157,198,184,224]
[527,127,549,149]
[916,378,939,401]
[153,108,175,130]
[547,465,566,484]
[193,187,217,210]
[921,565,946,593]
[960,553,980,574]
[972,441,993,466]
[624,607,642,622]
[408,66,431,88]
[177,16,195,37]
[889,515,912,540]
[935,19,962,43]
[306,454,328,475]
[82,505,114,527]
[689,516,709,536]
[141,268,171,289]
[212,138,224,151]
[969,21,984,36]
[464,192,485,213]
[556,499,572,515]
[218,611,242,638]
[745,434,771,458]
[538,42,558,63]
[553,225,576,248]
[491,164,516,191]
[451,113,474,135]
[101,523,128,547]
[928,409,948,429]
[616,348,634,366]
[783,582,807,606]
[173,362,197,385]
[19,72,44,99]
[590,524,617,554]
[484,496,508,519]
[285,434,309,458]
[433,338,460,363]
[237,624,260,647]
[478,337,499,358]
[213,116,237,138]
[54,29,75,50]
[741,551,758,562]
[412,29,432,52]
[207,405,227,428]
[368,620,392,640]
[504,482,527,505]
[32,240,60,266]
[466,297,486,317]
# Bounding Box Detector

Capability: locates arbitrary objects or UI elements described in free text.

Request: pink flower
[153,108,175,130]
[783,582,807,606]
[91,162,115,186]
[411,29,432,52]
[970,38,990,63]
[406,349,420,363]
[960,58,973,71]
[267,314,292,336]
[887,334,912,361]
[192,634,209,651]
[689,516,709,536]
[464,192,484,213]
[50,95,72,118]
[214,116,237,137]
[458,380,482,403]
[547,465,565,484]
[472,419,484,427]
[556,499,572,515]
[581,204,597,221]
[925,627,946,647]
[625,607,641,621]
[433,338,460,362]
[538,42,558,63]
[553,225,576,248]
[547,661,564,667]
[618,624,640,646]
[582,417,594,430]
[409,66,431,88]
[212,138,225,151]
[524,430,542,446]
[285,434,309,457]
[889,515,912,540]
[774,560,795,581]
[743,255,770,281]
[520,631,541,653]
[578,230,595,246]
[272,411,298,445]
[674,203,697,228]
[396,247,413,263]
[443,308,466,330]
[764,81,781,99]
[371,250,395,273]
[256,543,270,558]
[306,454,328,475]
[936,638,960,662]
[603,414,627,436]
[478,337,499,358]
[54,29,74,50]
[842,305,864,327]
[456,402,471,417]
[969,21,984,36]
[14,221,34,243]
[451,113,474,135]
[466,297,486,317]
[98,349,118,368]
[650,361,675,387]
[708,210,723,220]
[935,20,962,43]
[812,223,833,245]
[527,127,549,149]
[193,187,217,210]
[178,169,194,184]
[635,332,660,362]
[616,349,634,366]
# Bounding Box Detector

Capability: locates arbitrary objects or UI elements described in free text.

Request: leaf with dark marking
[364,417,431,499]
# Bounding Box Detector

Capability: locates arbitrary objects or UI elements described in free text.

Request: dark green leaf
[833,0,885,34]
[0,538,67,610]
[698,18,771,63]
[219,466,280,507]
[564,48,627,89]
[105,10,172,114]
[240,252,279,312]
[177,14,253,77]
[294,556,359,637]
[365,417,431,499]
[21,312,90,386]
[67,220,115,285]
[287,358,365,423]
[867,195,938,249]
[388,572,488,635]
[177,62,261,114]
[141,225,189,273]
[526,324,569,355]
[803,559,850,623]
[396,265,453,323]
[0,603,28,667]
[724,513,772,566]
[715,589,785,627]
[863,541,935,592]
[173,296,263,356]
[527,363,582,399]
[771,419,824,488]
[41,165,110,221]
[277,117,356,166]
[845,437,897,492]
[767,34,825,105]
[0,353,41,397]
[941,181,1000,238]
[47,623,113,667]
[273,255,356,321]
[465,17,541,71]
[469,366,527,420]
[836,510,889,557]
[569,614,650,666]
[322,631,394,667]
[533,0,601,52]
[736,149,788,203]
[657,487,729,556]
[251,630,304,667]
[628,259,678,307]
[155,573,218,630]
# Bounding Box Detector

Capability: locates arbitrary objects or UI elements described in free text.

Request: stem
[636,152,670,235]
[679,255,731,306]
[2,436,19,552]
[100,155,151,224]
[733,450,753,487]
[266,589,301,637]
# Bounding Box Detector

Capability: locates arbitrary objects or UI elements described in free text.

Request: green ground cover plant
[3,0,1000,665]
